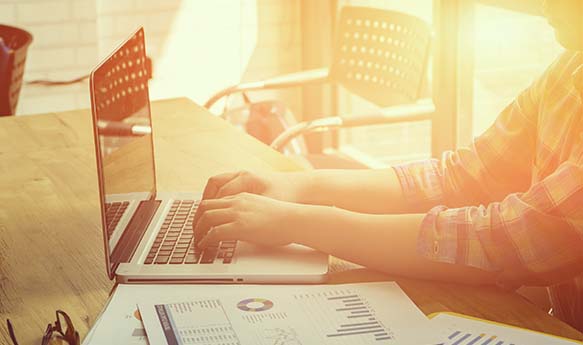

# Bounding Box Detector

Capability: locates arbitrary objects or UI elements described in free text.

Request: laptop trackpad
[234,241,326,268]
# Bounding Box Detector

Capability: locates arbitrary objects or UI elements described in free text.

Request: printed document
[430,312,582,345]
[136,282,434,345]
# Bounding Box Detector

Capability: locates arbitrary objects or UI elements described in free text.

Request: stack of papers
[83,282,583,345]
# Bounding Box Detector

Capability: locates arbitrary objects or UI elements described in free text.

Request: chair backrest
[329,6,432,107]
[0,25,33,116]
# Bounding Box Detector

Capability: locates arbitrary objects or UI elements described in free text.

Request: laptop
[89,27,328,284]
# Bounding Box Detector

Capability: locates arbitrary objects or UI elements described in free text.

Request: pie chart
[237,298,274,312]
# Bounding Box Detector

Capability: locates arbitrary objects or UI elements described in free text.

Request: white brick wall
[0,3,17,23]
[1,0,97,114]
[17,1,71,24]
[79,21,98,43]
[98,0,137,15]
[28,22,80,48]
[1,0,303,117]
[73,0,98,20]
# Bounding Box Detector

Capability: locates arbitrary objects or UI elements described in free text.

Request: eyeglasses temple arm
[6,319,20,345]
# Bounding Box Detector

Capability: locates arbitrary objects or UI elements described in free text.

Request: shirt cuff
[392,159,445,211]
[417,205,500,272]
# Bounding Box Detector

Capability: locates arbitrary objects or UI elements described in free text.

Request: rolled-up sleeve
[393,72,541,212]
[392,53,583,286]
[417,161,583,286]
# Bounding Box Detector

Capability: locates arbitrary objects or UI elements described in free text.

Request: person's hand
[199,170,306,203]
[193,192,305,249]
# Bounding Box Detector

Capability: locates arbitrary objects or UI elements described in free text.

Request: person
[193,0,583,331]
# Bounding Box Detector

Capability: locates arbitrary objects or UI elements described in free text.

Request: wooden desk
[0,98,581,344]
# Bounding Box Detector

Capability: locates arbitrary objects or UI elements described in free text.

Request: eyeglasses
[6,310,80,345]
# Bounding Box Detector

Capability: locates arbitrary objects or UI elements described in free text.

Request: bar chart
[437,330,512,345]
[293,289,395,343]
[326,294,392,341]
[431,313,581,345]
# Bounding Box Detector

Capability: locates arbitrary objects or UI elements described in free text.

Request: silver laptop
[89,27,328,284]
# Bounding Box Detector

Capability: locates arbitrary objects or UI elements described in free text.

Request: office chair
[205,6,434,169]
[0,25,33,116]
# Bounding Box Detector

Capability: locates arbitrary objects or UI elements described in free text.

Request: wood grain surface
[0,98,581,344]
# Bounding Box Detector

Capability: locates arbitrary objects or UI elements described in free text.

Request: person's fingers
[201,172,240,200]
[215,177,249,199]
[198,223,240,249]
[192,198,234,234]
[193,209,234,246]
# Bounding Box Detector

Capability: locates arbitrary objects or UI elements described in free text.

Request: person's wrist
[292,171,320,205]
[272,171,309,204]
[287,203,349,247]
[283,202,318,244]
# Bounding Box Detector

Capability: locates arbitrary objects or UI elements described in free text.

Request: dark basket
[0,24,33,116]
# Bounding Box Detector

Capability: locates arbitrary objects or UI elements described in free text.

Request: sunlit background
[4,0,302,117]
[0,0,564,166]
[336,0,562,166]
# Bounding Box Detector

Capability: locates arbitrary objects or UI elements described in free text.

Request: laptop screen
[90,28,156,278]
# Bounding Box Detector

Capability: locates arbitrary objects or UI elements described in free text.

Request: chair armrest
[204,68,330,109]
[270,101,435,152]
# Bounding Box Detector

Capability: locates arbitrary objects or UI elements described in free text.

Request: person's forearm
[293,168,408,214]
[292,205,497,285]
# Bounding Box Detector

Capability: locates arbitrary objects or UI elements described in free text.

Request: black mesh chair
[205,6,434,168]
[0,24,33,116]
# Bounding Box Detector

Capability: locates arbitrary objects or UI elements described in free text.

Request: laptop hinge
[110,200,160,271]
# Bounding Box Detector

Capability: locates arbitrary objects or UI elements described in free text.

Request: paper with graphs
[137,282,434,345]
[431,312,581,345]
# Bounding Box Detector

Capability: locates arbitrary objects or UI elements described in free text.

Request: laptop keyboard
[105,201,130,238]
[144,200,237,265]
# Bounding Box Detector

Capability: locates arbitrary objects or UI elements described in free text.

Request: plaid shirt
[394,51,583,331]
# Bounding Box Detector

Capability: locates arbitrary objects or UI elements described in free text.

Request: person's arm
[194,192,497,285]
[194,53,581,287]
[294,169,407,213]
[198,169,408,214]
[294,206,499,285]
[195,156,583,287]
